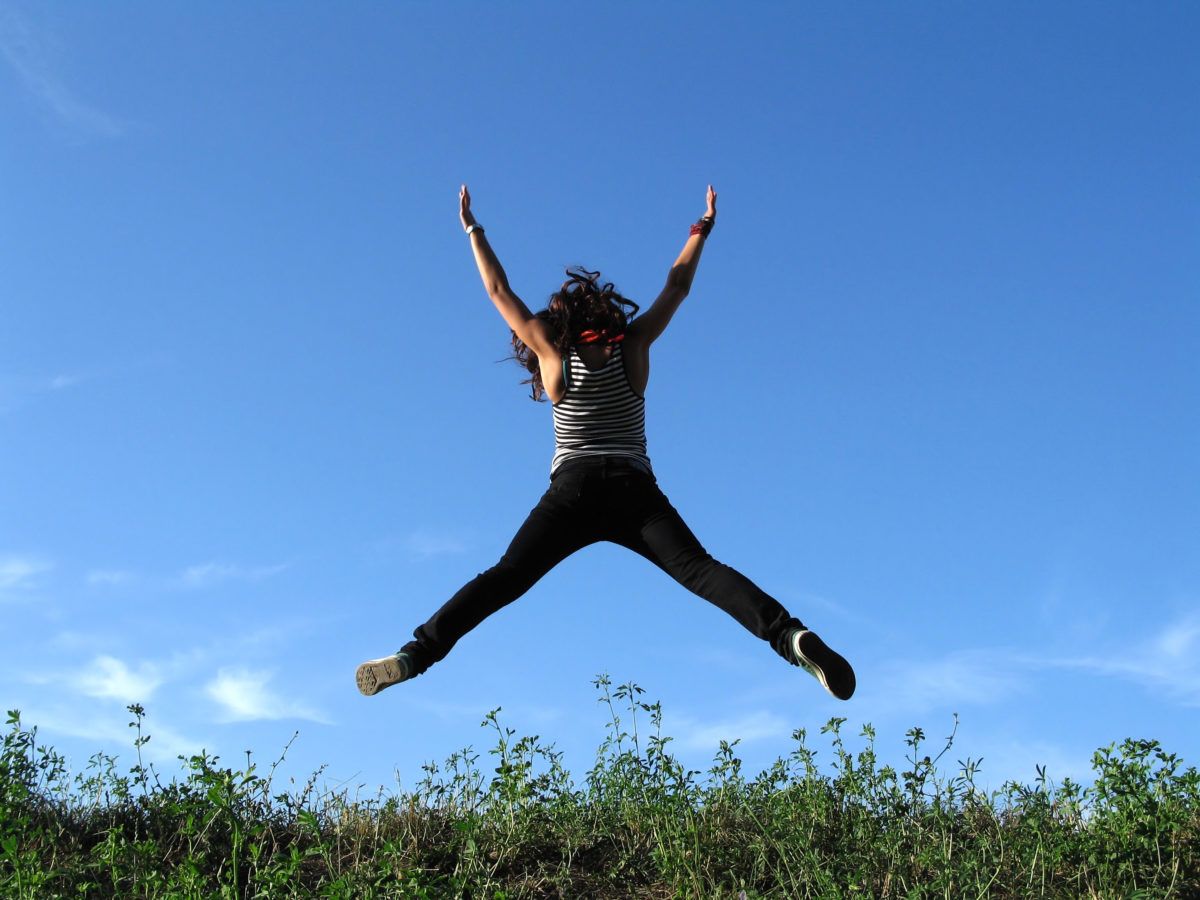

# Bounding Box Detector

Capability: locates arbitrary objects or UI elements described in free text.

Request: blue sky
[3,2,1197,796]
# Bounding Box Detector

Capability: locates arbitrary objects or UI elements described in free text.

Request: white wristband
[465,223,485,236]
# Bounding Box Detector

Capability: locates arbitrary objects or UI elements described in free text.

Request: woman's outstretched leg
[613,477,855,699]
[357,479,597,695]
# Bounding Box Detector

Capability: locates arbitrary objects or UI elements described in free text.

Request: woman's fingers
[459,184,474,230]
[706,184,717,217]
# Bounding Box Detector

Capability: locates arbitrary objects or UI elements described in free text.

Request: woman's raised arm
[628,185,717,345]
[460,185,554,355]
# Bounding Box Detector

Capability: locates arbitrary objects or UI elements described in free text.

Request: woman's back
[551,342,650,476]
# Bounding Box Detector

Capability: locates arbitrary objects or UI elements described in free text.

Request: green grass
[2,676,1197,898]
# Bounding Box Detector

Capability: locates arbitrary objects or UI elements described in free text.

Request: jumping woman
[356,185,855,701]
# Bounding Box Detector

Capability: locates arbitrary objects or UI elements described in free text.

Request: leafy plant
[1,686,1196,898]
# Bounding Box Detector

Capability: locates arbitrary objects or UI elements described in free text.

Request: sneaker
[356,653,413,696]
[790,630,856,700]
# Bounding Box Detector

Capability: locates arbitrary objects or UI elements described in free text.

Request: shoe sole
[795,631,856,701]
[356,657,406,696]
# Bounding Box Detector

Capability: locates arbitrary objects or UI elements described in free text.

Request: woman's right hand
[704,184,717,221]
[459,184,476,232]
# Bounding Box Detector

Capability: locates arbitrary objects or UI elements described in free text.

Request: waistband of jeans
[551,454,653,480]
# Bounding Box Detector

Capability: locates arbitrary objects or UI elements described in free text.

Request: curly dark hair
[512,267,639,401]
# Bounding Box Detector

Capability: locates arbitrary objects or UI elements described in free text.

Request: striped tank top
[550,343,652,475]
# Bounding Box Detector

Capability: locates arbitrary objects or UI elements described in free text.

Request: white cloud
[1158,617,1200,660]
[0,5,122,136]
[1048,614,1200,707]
[49,630,106,651]
[77,655,163,702]
[0,373,84,415]
[971,737,1093,791]
[26,654,163,703]
[781,588,871,626]
[178,561,289,589]
[873,651,1024,713]
[0,554,51,591]
[84,560,289,590]
[3,356,171,416]
[671,710,792,752]
[205,667,328,724]
[404,530,468,560]
[18,705,201,766]
[48,373,82,390]
[87,569,136,586]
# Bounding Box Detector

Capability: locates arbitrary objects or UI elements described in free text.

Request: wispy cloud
[86,569,137,586]
[404,530,468,560]
[26,653,163,703]
[0,373,83,414]
[972,737,1094,791]
[178,561,290,589]
[0,5,123,136]
[18,705,201,765]
[48,373,83,390]
[1047,613,1200,707]
[0,355,170,415]
[78,655,163,702]
[369,528,471,562]
[1158,617,1200,660]
[205,667,329,724]
[780,588,871,627]
[672,710,792,752]
[84,559,290,590]
[0,554,51,591]
[872,650,1025,713]
[0,554,51,603]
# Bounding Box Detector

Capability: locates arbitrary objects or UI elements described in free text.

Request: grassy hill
[3,678,1197,897]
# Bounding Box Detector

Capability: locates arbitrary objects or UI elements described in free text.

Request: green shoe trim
[394,652,413,680]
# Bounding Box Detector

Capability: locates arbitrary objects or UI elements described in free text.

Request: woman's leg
[400,476,599,675]
[608,472,855,698]
[608,474,803,662]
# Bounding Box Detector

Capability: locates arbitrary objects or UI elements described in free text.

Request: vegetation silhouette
[2,679,1197,897]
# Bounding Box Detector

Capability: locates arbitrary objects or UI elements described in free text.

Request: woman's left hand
[705,184,717,221]
[459,184,476,232]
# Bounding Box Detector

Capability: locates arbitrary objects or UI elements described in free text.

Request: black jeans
[400,456,804,674]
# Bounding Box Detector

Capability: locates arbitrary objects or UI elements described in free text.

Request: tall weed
[1,682,1196,898]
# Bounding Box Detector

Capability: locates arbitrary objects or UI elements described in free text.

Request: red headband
[576,328,625,344]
